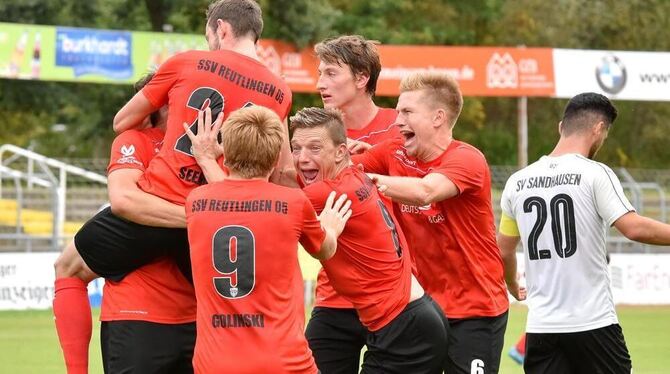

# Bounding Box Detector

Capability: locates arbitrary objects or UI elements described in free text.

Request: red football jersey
[139,49,292,204]
[304,167,411,331]
[186,179,323,374]
[346,107,400,144]
[101,128,196,324]
[353,139,509,319]
[315,107,401,309]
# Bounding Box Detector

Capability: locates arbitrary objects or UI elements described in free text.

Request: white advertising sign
[553,49,670,101]
[0,253,103,310]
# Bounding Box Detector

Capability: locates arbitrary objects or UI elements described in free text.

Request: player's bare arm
[108,168,186,228]
[497,232,526,301]
[113,91,156,134]
[368,172,459,206]
[312,191,352,261]
[614,211,670,245]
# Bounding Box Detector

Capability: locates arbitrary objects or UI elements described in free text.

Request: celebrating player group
[51,1,670,373]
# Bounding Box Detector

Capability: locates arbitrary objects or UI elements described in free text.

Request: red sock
[53,277,91,374]
[515,333,527,355]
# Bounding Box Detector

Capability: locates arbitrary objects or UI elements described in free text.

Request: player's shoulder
[448,140,487,160]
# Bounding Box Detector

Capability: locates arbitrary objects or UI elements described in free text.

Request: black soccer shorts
[74,206,190,282]
[101,320,196,374]
[361,294,447,374]
[524,324,632,374]
[443,310,508,374]
[305,307,367,374]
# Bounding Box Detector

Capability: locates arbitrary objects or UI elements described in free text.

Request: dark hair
[561,92,618,136]
[133,72,160,127]
[289,107,347,146]
[206,0,263,43]
[314,35,381,96]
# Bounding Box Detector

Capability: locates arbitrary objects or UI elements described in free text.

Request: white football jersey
[501,154,634,333]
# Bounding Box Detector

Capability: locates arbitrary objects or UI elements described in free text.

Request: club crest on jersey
[120,144,135,156]
[117,144,141,166]
[230,287,239,297]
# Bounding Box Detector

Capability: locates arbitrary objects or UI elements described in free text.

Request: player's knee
[54,242,83,278]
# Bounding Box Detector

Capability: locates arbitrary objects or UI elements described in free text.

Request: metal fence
[1,146,669,253]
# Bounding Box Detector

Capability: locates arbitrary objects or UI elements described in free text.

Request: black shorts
[305,307,367,374]
[361,294,447,374]
[100,320,196,374]
[74,207,190,282]
[524,324,632,374]
[444,310,508,374]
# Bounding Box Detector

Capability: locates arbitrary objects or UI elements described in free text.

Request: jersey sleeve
[433,145,486,195]
[302,183,329,214]
[593,163,635,226]
[500,175,516,219]
[141,52,187,109]
[107,130,152,174]
[298,196,326,255]
[351,138,398,174]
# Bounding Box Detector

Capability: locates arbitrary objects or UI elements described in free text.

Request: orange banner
[256,40,555,98]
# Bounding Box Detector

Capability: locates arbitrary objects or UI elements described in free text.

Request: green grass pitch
[0,305,668,373]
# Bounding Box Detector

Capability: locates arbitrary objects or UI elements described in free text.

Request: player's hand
[183,107,224,163]
[508,281,527,301]
[367,173,389,195]
[347,138,372,155]
[318,191,353,238]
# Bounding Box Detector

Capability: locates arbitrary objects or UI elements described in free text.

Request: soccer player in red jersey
[185,106,351,374]
[306,35,403,374]
[100,88,196,372]
[353,72,510,374]
[291,107,447,374]
[53,74,190,374]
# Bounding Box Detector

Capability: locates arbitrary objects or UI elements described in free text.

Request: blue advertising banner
[55,27,133,79]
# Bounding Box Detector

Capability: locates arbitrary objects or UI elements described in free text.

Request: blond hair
[206,0,263,42]
[314,35,381,96]
[400,72,463,127]
[289,107,347,146]
[222,106,283,178]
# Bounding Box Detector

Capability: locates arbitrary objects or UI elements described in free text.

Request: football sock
[53,277,91,374]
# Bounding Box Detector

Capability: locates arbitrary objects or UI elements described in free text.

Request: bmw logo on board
[595,55,627,94]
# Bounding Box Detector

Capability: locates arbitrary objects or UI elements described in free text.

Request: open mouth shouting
[300,168,320,185]
[399,129,416,147]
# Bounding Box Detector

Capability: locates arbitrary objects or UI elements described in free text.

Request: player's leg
[361,295,447,374]
[305,307,367,374]
[53,240,99,374]
[524,333,572,374]
[101,320,196,374]
[562,324,632,374]
[443,311,508,374]
[167,322,197,374]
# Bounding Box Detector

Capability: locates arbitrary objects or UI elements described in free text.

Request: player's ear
[335,143,348,162]
[216,19,230,40]
[557,121,563,135]
[355,72,370,91]
[594,120,607,135]
[433,108,447,128]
